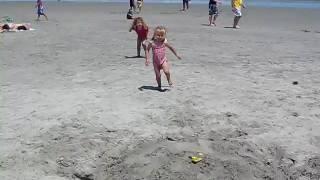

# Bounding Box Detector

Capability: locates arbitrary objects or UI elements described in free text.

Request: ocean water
[1,0,320,9]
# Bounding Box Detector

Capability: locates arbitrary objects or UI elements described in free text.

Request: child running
[145,26,181,89]
[129,17,149,57]
[35,0,48,21]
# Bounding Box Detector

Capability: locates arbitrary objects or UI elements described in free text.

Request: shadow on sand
[201,23,214,27]
[138,86,170,92]
[125,55,145,59]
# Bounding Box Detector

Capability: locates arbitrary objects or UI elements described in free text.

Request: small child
[145,26,181,89]
[129,17,149,57]
[231,0,246,29]
[209,0,219,26]
[35,0,48,21]
[136,0,144,13]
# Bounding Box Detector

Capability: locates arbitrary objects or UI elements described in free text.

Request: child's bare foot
[169,82,174,88]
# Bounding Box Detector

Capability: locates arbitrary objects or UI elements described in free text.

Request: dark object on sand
[166,137,176,141]
[292,112,299,117]
[2,24,10,30]
[17,25,27,30]
[127,9,133,20]
[301,29,311,33]
[292,81,298,85]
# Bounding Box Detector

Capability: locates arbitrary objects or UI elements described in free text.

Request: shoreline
[1,1,320,9]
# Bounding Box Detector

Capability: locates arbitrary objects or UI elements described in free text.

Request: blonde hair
[152,26,167,41]
[131,17,148,29]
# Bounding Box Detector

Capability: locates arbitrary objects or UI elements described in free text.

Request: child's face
[136,20,143,28]
[154,29,166,42]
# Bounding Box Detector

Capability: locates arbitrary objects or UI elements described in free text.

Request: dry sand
[1,2,320,180]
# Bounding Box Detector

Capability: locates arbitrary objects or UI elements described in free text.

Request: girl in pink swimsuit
[145,26,181,89]
[129,17,149,57]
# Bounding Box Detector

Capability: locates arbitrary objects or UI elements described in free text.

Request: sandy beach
[1,2,320,179]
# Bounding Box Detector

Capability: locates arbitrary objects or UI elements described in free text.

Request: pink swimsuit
[152,41,167,68]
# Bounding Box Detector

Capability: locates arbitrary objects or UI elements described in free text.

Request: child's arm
[165,42,181,60]
[241,0,246,8]
[145,43,152,66]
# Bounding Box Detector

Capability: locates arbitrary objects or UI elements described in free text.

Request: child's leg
[162,61,172,86]
[44,14,48,20]
[209,15,213,25]
[153,63,161,87]
[213,14,218,25]
[137,38,142,57]
[233,16,241,28]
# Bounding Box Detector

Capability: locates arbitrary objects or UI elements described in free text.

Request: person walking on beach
[182,0,190,11]
[208,0,220,26]
[129,0,136,12]
[231,0,246,28]
[145,26,181,89]
[35,0,48,21]
[129,17,149,57]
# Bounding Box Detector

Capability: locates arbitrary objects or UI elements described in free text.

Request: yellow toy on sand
[190,153,204,163]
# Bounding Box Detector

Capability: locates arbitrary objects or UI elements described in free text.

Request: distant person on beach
[209,0,220,26]
[145,26,181,89]
[129,0,136,12]
[136,0,144,13]
[231,0,246,28]
[0,23,32,33]
[182,0,190,11]
[129,17,149,57]
[35,0,48,21]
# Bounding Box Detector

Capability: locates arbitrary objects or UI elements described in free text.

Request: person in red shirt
[129,17,149,57]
